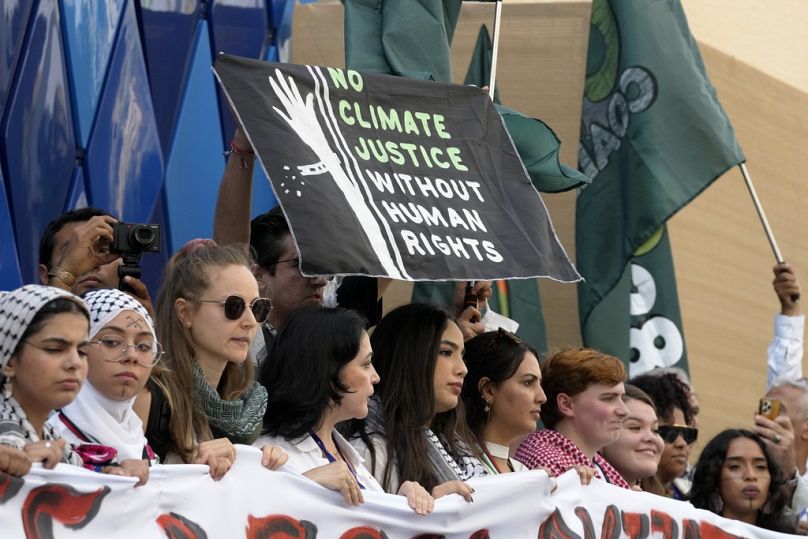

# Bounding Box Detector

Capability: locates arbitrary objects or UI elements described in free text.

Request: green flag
[343,2,589,193]
[576,0,744,376]
[344,0,462,82]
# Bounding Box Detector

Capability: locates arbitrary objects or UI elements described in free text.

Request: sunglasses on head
[198,296,272,323]
[487,327,528,351]
[658,424,698,444]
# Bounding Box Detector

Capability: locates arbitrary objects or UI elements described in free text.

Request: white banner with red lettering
[0,446,792,538]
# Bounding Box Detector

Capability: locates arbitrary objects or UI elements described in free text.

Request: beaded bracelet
[226,139,255,169]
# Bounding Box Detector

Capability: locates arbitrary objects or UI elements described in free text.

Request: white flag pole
[739,162,784,264]
[488,1,503,99]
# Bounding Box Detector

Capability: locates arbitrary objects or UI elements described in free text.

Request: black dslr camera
[110,223,161,292]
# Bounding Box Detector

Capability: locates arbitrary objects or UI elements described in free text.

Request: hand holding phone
[758,398,782,420]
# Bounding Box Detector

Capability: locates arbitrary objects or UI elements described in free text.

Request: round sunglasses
[657,424,698,445]
[197,296,272,323]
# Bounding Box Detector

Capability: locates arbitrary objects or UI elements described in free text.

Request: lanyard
[481,445,514,474]
[309,431,365,490]
[59,411,155,463]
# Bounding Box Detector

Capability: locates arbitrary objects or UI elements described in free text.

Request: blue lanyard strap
[309,431,365,490]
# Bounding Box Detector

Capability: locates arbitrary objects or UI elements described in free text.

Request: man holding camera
[37,207,155,316]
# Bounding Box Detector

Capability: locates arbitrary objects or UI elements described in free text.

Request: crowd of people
[0,125,805,533]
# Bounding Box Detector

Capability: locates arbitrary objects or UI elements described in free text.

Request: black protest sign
[213,55,580,282]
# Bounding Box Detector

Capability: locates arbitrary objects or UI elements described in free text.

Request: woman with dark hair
[256,307,433,513]
[515,347,629,487]
[344,303,483,500]
[141,243,286,478]
[0,285,89,468]
[690,429,796,533]
[600,385,665,491]
[631,372,697,499]
[461,329,545,474]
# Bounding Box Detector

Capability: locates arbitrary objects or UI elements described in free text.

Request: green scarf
[192,362,267,445]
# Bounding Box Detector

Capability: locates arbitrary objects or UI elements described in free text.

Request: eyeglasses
[658,424,698,444]
[271,257,335,281]
[89,338,163,367]
[197,296,272,323]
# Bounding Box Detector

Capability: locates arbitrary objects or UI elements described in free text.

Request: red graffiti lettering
[538,508,582,539]
[340,527,389,539]
[247,514,317,539]
[621,511,650,539]
[601,505,621,539]
[22,483,110,539]
[156,512,208,539]
[650,510,678,539]
[0,471,23,503]
[681,519,700,539]
[575,507,595,539]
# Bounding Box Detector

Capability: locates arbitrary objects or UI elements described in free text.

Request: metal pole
[488,1,503,99]
[739,162,784,263]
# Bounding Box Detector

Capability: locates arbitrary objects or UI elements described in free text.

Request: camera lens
[130,225,155,248]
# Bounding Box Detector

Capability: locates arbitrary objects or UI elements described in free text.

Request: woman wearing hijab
[50,288,160,484]
[0,285,88,468]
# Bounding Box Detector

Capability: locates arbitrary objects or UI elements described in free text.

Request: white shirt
[255,430,383,493]
[350,433,398,493]
[766,314,805,390]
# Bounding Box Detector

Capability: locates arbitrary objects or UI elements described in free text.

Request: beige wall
[681,0,808,93]
[291,2,808,443]
[668,43,808,444]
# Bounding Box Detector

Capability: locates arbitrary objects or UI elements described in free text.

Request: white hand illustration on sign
[269,69,402,278]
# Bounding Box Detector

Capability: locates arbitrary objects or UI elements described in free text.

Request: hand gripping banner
[0,447,793,538]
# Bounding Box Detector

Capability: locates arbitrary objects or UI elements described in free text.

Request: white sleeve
[766,314,805,390]
[791,473,808,514]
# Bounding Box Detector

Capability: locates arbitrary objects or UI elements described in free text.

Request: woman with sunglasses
[0,285,88,468]
[461,329,545,474]
[690,429,796,533]
[631,372,697,499]
[344,303,483,500]
[600,385,665,491]
[49,289,161,485]
[256,307,433,513]
[142,243,286,478]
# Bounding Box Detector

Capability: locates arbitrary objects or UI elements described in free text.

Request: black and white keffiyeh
[51,288,156,462]
[0,284,87,370]
[83,288,155,340]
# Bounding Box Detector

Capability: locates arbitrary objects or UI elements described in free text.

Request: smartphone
[758,398,782,420]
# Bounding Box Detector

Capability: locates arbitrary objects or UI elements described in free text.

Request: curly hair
[629,372,694,425]
[690,429,795,534]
